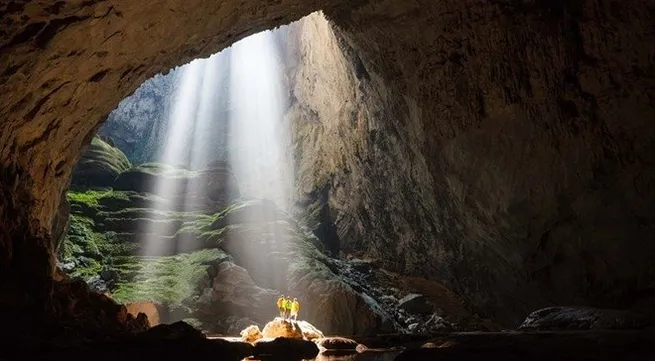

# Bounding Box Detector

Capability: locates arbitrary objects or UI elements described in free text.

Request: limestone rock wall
[0,0,353,305]
[0,0,654,330]
[291,2,655,325]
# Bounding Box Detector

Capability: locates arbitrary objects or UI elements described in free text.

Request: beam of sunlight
[228,30,293,212]
[134,27,295,318]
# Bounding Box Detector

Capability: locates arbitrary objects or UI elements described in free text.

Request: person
[290,298,300,321]
[284,296,292,319]
[277,294,285,318]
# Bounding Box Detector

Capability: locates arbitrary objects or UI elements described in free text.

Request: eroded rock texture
[1,0,654,331]
[290,2,655,325]
[0,0,352,301]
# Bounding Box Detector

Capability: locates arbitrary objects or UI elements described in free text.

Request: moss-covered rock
[60,191,400,335]
[189,198,397,335]
[113,162,240,210]
[71,137,131,188]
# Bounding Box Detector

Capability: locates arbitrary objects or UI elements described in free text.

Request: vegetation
[130,162,197,178]
[88,136,131,172]
[67,189,130,208]
[110,249,223,307]
[70,137,131,188]
[61,181,324,318]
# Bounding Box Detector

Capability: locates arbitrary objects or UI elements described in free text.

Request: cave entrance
[58,15,312,332]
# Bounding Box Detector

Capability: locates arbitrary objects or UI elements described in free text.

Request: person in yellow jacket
[290,298,300,321]
[277,295,285,318]
[284,297,292,319]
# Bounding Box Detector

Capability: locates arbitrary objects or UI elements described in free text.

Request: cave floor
[7,330,654,361]
[207,330,655,360]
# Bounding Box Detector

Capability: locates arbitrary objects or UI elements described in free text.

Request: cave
[1,0,654,360]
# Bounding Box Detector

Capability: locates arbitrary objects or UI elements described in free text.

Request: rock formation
[240,325,263,343]
[59,141,470,335]
[287,6,655,326]
[261,318,304,339]
[518,306,653,331]
[71,136,131,188]
[1,0,654,338]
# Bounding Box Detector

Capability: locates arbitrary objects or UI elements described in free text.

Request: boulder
[254,337,319,359]
[88,276,108,294]
[297,320,324,340]
[314,336,359,350]
[137,321,204,342]
[48,278,151,339]
[71,136,131,188]
[398,293,432,314]
[518,306,653,331]
[261,317,304,339]
[125,302,162,326]
[240,325,263,342]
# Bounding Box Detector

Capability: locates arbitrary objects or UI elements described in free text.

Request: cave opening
[1,1,655,360]
[59,15,315,333]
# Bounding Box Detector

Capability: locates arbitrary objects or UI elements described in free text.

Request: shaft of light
[228,30,292,212]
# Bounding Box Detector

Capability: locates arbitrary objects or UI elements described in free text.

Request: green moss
[130,162,197,178]
[110,249,223,307]
[68,191,102,207]
[67,189,131,208]
[96,208,212,222]
[198,228,227,247]
[90,136,131,171]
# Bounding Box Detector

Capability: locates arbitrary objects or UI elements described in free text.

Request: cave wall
[1,0,654,328]
[0,0,353,298]
[291,1,655,325]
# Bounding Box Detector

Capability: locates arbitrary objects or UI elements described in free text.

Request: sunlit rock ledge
[239,317,324,343]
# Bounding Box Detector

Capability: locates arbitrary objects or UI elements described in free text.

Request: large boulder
[136,321,204,342]
[241,319,323,342]
[518,306,653,331]
[240,325,263,342]
[125,302,162,326]
[71,136,131,188]
[314,337,359,351]
[297,320,324,340]
[261,318,304,339]
[254,337,319,360]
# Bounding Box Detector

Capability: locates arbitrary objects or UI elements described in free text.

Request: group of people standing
[277,295,300,320]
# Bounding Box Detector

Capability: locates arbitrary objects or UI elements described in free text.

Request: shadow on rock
[254,337,320,360]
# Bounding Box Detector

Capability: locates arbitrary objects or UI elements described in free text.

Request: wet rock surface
[518,306,654,331]
[394,331,655,361]
[315,336,360,350]
[254,337,320,360]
